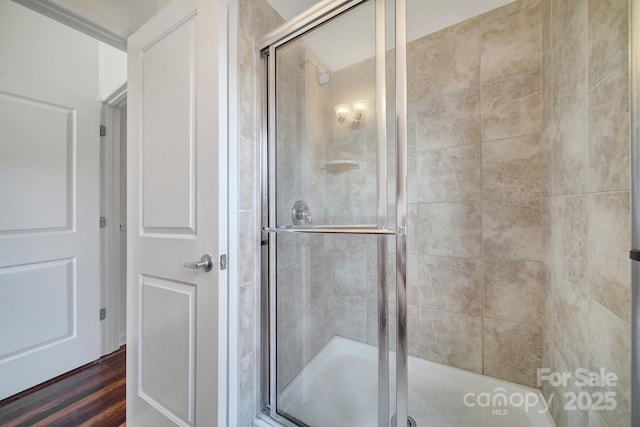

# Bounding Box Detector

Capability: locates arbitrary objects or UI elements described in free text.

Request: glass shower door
[260,0,407,426]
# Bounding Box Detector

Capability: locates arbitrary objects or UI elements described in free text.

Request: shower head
[298,58,332,87]
[316,69,332,87]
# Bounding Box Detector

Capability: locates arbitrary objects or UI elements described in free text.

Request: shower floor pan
[279,337,556,427]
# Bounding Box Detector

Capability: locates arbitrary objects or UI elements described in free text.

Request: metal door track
[390,414,417,427]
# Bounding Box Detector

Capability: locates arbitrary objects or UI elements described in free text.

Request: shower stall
[253,0,633,426]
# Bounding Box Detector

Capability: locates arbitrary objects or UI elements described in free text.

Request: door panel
[0,92,73,232]
[140,276,196,425]
[263,1,402,425]
[1,259,74,358]
[127,0,221,425]
[141,15,196,234]
[0,75,100,400]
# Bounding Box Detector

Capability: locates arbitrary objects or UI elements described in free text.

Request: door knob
[183,254,214,272]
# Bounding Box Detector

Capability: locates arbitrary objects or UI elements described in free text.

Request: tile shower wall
[540,0,631,425]
[239,0,631,426]
[325,0,549,388]
[275,44,336,390]
[236,0,282,425]
[406,0,545,385]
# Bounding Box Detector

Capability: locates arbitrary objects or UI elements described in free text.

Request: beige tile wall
[237,0,631,425]
[540,0,631,426]
[236,1,282,425]
[272,31,339,394]
[404,0,546,386]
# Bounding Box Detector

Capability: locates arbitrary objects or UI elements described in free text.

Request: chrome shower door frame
[257,0,408,425]
[630,0,640,425]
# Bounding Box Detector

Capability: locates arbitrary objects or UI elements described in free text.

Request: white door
[126,0,222,424]
[0,75,101,400]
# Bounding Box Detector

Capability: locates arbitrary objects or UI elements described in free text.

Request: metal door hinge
[100,308,106,320]
[220,254,227,270]
[100,216,107,228]
[100,125,106,136]
[630,249,640,262]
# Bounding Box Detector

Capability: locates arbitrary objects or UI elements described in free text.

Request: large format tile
[483,260,546,325]
[415,87,481,151]
[589,0,629,88]
[277,319,303,391]
[238,210,257,285]
[415,255,482,316]
[237,135,257,211]
[415,307,482,373]
[416,201,482,258]
[541,0,553,129]
[483,318,542,387]
[588,299,631,427]
[552,0,587,115]
[416,143,481,203]
[482,71,542,141]
[408,17,480,101]
[277,263,305,327]
[334,250,368,297]
[552,278,588,370]
[551,0,585,35]
[309,252,333,304]
[550,348,590,427]
[238,283,256,359]
[482,134,544,200]
[552,97,588,195]
[334,295,368,343]
[483,198,544,261]
[588,63,630,193]
[588,192,631,322]
[552,195,588,286]
[238,351,256,427]
[480,0,541,83]
[303,297,334,361]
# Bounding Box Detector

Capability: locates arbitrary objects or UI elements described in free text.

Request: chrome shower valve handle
[291,200,312,225]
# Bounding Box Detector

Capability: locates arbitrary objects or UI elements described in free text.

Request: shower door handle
[183,254,214,272]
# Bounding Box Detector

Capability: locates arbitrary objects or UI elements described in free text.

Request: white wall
[0,1,99,97]
[99,43,127,101]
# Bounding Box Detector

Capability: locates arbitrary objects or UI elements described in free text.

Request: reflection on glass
[275,1,377,229]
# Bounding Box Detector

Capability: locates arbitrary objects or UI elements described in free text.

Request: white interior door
[127,0,222,425]
[0,75,101,400]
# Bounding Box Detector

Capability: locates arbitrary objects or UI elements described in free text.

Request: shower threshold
[278,337,556,427]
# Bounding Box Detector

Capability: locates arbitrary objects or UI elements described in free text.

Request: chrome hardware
[220,254,227,270]
[183,254,214,272]
[291,200,312,225]
[263,225,396,235]
[391,414,417,427]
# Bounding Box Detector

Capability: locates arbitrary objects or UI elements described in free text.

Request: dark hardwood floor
[0,347,126,427]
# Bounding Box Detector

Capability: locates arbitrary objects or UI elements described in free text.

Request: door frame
[630,0,640,425]
[101,84,127,356]
[256,0,409,425]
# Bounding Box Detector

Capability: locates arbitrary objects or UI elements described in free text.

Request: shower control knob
[292,200,312,225]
